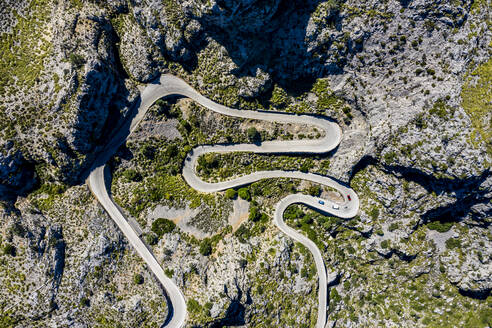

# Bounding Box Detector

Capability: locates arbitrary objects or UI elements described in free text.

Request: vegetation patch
[238,187,251,201]
[445,238,461,249]
[426,220,454,233]
[461,58,492,156]
[199,238,212,256]
[151,218,176,237]
[0,0,52,92]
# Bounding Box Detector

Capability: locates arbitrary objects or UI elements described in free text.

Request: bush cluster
[151,218,176,237]
[238,187,251,201]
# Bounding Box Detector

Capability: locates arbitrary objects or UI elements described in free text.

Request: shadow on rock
[186,0,352,95]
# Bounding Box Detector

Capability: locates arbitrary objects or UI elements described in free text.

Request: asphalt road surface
[87,74,359,328]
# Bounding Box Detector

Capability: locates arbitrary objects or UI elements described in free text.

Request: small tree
[145,233,158,245]
[380,240,390,249]
[69,53,86,68]
[369,207,380,220]
[238,188,251,201]
[225,188,237,200]
[247,127,261,142]
[154,99,171,116]
[307,184,321,196]
[140,144,155,159]
[3,244,16,256]
[270,84,289,108]
[79,297,90,307]
[188,299,201,313]
[388,222,399,232]
[249,206,261,221]
[239,259,248,269]
[445,238,461,249]
[199,238,212,256]
[123,169,142,182]
[151,218,176,237]
[164,268,174,278]
[234,225,251,243]
[134,273,144,285]
[166,144,179,157]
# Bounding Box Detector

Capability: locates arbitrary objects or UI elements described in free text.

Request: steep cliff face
[0,0,137,196]
[130,0,356,87]
[0,0,491,327]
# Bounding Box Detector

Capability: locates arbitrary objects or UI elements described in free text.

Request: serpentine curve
[87,74,359,328]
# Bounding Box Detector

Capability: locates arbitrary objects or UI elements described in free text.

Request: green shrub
[369,207,380,220]
[249,206,261,221]
[429,98,450,118]
[225,188,237,200]
[270,84,289,108]
[123,169,142,182]
[414,113,428,129]
[166,144,178,157]
[380,240,390,249]
[424,20,436,31]
[198,153,219,169]
[426,67,436,75]
[80,297,90,307]
[445,238,461,249]
[461,58,492,155]
[313,78,343,110]
[140,144,155,159]
[234,225,252,243]
[383,151,397,165]
[247,127,261,142]
[302,215,314,225]
[188,299,201,313]
[284,205,305,221]
[427,220,453,233]
[151,218,176,237]
[238,188,251,201]
[307,184,321,196]
[330,288,341,306]
[164,268,174,278]
[388,222,399,232]
[133,273,144,285]
[180,120,192,132]
[145,233,158,245]
[300,159,314,173]
[3,244,16,256]
[199,238,212,256]
[69,53,85,68]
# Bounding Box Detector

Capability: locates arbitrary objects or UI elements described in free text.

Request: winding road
[87,74,359,328]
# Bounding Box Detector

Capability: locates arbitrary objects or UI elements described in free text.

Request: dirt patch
[322,190,344,203]
[147,204,210,239]
[427,228,456,253]
[228,198,250,232]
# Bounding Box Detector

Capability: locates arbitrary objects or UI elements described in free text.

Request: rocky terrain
[0,0,491,327]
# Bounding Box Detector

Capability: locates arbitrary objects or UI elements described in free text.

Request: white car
[332,204,340,210]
